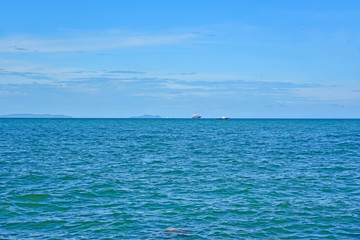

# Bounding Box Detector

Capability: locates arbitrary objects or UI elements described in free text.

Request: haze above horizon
[0,0,359,118]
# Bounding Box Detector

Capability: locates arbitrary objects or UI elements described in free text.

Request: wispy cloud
[0,64,151,84]
[0,68,51,80]
[106,70,145,74]
[177,72,197,75]
[1,63,357,104]
[0,31,200,52]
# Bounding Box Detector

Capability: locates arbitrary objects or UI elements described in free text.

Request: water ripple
[0,119,359,239]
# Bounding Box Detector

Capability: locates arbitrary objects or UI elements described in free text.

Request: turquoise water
[0,119,359,239]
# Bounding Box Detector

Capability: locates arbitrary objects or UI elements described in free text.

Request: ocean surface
[0,119,359,239]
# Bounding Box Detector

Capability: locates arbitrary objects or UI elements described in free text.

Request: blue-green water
[1,119,359,239]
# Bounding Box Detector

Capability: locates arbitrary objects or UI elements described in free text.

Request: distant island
[0,114,72,118]
[130,114,161,119]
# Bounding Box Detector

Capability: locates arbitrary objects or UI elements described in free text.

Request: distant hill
[0,114,72,118]
[131,114,161,119]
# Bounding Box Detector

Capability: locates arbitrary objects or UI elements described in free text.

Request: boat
[192,114,201,119]
[217,116,229,120]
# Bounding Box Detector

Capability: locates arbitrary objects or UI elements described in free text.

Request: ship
[192,114,201,119]
[217,116,229,120]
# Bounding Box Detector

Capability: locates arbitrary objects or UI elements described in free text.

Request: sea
[0,119,359,239]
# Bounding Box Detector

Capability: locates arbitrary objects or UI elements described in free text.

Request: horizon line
[1,117,359,120]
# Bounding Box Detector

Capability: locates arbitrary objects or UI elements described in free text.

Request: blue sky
[0,0,359,118]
